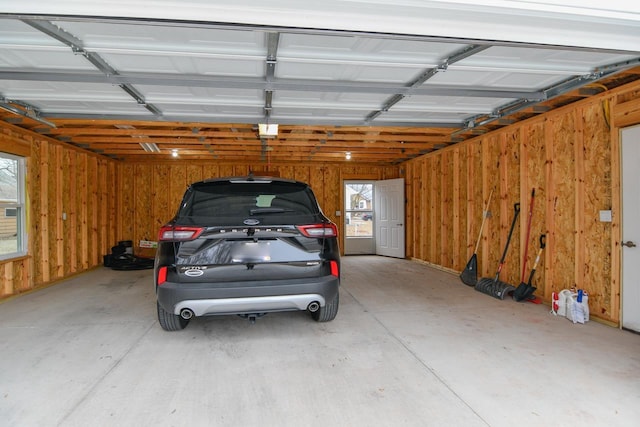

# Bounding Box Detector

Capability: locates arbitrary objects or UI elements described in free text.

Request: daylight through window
[344,182,374,238]
[0,153,26,259]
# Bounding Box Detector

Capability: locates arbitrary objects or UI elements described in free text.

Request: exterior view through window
[0,153,26,259]
[345,182,373,238]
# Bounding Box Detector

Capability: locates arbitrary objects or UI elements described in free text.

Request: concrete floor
[1,256,639,427]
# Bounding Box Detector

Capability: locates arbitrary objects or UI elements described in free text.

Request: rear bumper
[156,275,339,316]
[176,294,326,316]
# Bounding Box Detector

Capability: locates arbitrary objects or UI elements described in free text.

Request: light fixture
[171,149,179,158]
[139,142,160,153]
[345,151,352,160]
[258,123,278,138]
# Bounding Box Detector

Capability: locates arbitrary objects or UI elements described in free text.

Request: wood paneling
[115,162,400,257]
[1,79,639,326]
[0,121,118,298]
[406,80,640,324]
[581,102,613,319]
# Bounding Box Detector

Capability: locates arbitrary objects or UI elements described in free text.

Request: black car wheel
[312,291,339,322]
[157,301,189,331]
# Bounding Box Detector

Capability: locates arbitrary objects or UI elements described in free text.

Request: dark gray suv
[154,176,340,331]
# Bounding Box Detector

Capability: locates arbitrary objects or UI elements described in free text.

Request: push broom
[460,189,493,286]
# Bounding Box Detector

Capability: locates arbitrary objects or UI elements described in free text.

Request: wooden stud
[54,145,64,278]
[64,149,76,274]
[79,153,89,270]
[421,158,429,260]
[440,151,452,268]
[574,107,586,290]
[610,96,622,325]
[39,140,50,283]
[405,164,414,259]
[433,156,442,265]
[89,156,99,267]
[544,118,555,300]
[452,149,461,270]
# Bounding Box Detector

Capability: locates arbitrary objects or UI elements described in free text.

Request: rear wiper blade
[249,207,294,215]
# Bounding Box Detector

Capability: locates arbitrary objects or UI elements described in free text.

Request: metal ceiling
[1,3,640,164]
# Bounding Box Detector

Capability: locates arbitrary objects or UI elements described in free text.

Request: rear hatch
[160,178,337,283]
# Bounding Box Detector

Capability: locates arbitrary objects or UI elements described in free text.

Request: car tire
[157,301,189,331]
[312,291,339,322]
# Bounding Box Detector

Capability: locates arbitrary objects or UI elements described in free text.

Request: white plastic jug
[566,290,589,323]
[558,289,573,317]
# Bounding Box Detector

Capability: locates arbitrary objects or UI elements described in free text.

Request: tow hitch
[238,313,267,324]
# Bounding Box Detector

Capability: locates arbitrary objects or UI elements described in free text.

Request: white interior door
[622,125,640,332]
[374,178,405,258]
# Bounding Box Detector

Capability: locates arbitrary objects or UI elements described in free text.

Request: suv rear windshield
[177,180,320,219]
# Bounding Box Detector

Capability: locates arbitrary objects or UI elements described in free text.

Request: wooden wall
[2,79,639,326]
[405,79,640,325]
[0,119,398,299]
[0,122,118,298]
[116,162,400,257]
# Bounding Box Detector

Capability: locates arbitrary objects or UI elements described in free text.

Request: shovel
[513,234,546,302]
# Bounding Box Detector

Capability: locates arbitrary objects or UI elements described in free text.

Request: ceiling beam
[0,96,56,128]
[21,19,163,117]
[66,135,451,144]
[364,44,493,124]
[263,32,280,122]
[0,70,547,100]
[40,112,462,128]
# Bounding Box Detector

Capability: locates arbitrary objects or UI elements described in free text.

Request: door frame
[342,180,376,255]
[340,173,379,255]
[340,176,406,257]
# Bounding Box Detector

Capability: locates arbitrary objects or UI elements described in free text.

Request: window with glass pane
[344,182,373,238]
[0,153,26,259]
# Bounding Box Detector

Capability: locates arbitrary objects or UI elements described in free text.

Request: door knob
[622,241,636,248]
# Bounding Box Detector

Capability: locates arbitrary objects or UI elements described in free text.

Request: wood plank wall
[405,79,640,325]
[116,162,400,257]
[1,80,638,326]
[0,122,118,298]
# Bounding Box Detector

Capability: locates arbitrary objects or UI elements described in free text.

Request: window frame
[0,152,27,261]
[344,180,374,239]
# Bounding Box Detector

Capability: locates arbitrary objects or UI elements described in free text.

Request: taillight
[297,223,338,238]
[157,266,168,285]
[330,260,339,277]
[158,225,204,241]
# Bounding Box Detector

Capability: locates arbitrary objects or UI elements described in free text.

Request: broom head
[460,254,478,286]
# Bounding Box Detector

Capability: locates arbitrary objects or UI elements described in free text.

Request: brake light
[330,260,339,277]
[158,225,204,241]
[297,223,338,238]
[157,266,168,285]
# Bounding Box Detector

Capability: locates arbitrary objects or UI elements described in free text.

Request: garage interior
[1,1,640,425]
